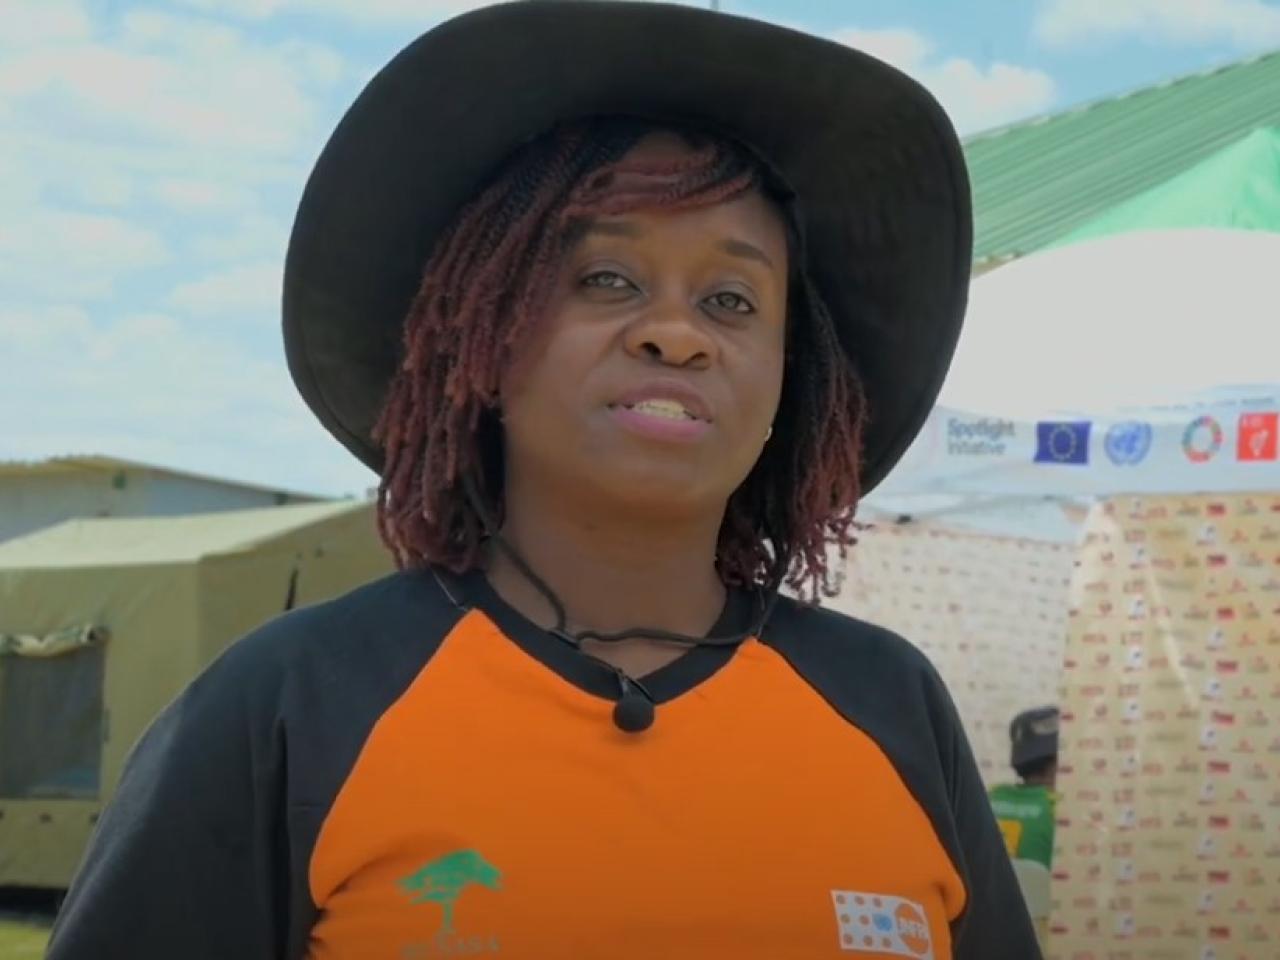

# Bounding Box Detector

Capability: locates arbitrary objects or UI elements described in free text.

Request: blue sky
[3,0,1279,497]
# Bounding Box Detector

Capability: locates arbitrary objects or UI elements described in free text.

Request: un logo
[1105,422,1153,466]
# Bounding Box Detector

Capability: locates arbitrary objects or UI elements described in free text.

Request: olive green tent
[0,501,393,888]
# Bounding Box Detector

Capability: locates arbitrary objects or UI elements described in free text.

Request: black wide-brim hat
[284,0,972,492]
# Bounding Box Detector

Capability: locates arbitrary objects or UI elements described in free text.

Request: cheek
[744,342,786,425]
[766,349,786,406]
[496,313,562,412]
[497,323,595,438]
[495,359,551,463]
[498,364,556,451]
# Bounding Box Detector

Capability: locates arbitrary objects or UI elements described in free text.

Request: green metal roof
[964,49,1280,267]
[1057,126,1280,244]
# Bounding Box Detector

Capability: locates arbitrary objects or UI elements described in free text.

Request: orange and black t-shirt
[48,569,1039,959]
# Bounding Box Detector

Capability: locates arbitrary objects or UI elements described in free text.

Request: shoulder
[763,594,946,700]
[188,568,464,719]
[221,568,458,671]
[134,568,467,810]
[762,594,965,793]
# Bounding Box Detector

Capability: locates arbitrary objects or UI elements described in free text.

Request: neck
[486,483,727,639]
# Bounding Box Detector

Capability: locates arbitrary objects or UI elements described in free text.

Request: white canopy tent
[842,227,1280,785]
[864,228,1280,542]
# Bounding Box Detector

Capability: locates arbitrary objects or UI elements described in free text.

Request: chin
[587,457,730,516]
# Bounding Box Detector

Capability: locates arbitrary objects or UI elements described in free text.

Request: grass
[0,918,51,959]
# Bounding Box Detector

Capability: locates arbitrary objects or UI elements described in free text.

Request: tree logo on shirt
[400,850,502,935]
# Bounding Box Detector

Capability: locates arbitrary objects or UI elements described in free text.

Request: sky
[3,0,1279,498]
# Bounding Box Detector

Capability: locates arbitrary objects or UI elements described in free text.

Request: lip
[609,379,713,423]
[609,405,712,444]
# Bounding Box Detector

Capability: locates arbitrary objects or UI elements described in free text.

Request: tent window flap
[0,634,106,800]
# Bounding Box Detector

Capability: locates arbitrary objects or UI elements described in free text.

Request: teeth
[628,399,693,420]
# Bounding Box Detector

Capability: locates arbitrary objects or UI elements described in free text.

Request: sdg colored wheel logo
[1182,416,1224,464]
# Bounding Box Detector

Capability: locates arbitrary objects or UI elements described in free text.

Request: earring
[765,426,773,442]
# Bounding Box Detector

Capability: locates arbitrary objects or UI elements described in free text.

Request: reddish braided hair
[375,118,866,600]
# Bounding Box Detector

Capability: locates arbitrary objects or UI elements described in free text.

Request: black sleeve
[45,627,310,960]
[45,570,462,960]
[763,599,1042,960]
[922,669,1044,960]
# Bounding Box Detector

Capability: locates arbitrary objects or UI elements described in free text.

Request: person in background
[989,706,1060,869]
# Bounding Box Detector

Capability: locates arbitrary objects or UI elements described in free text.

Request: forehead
[624,128,705,163]
[566,128,792,269]
[584,191,787,254]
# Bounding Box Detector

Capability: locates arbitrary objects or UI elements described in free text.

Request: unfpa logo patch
[832,890,934,958]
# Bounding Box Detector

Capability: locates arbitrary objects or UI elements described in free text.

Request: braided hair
[375,117,866,600]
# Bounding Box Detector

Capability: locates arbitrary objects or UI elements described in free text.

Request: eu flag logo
[1035,421,1091,464]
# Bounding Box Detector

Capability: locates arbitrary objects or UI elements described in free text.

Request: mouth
[609,398,705,422]
[606,393,713,444]
[609,380,714,424]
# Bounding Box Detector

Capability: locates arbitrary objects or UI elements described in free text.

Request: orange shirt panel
[308,610,965,959]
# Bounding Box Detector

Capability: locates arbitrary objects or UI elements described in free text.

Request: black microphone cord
[459,475,781,731]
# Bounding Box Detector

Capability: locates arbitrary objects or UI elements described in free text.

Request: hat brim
[284,0,972,493]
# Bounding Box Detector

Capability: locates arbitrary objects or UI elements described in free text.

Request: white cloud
[0,0,93,50]
[0,0,344,488]
[176,0,708,24]
[189,214,293,264]
[153,178,258,214]
[0,16,334,154]
[175,0,293,17]
[836,28,1058,134]
[0,303,375,496]
[1035,0,1280,49]
[169,262,282,319]
[0,3,348,318]
[278,38,348,87]
[0,7,349,212]
[838,27,934,70]
[0,207,169,299]
[74,171,136,208]
[175,0,512,23]
[0,303,93,351]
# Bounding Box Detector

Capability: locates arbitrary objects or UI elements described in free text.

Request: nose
[622,296,716,369]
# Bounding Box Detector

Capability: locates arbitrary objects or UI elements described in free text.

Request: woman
[48,3,1039,958]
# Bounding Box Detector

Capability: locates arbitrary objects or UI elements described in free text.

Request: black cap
[1010,706,1059,770]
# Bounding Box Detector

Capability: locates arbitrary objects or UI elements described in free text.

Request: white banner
[877,392,1280,499]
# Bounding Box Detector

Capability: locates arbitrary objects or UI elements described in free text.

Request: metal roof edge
[0,454,329,503]
[963,46,1280,147]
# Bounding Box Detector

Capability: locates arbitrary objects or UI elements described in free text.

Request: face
[500,136,789,520]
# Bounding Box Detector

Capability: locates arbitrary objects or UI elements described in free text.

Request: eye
[706,290,755,314]
[581,270,635,291]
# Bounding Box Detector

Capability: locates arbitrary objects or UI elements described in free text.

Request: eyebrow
[719,237,776,270]
[584,221,641,239]
[583,221,777,270]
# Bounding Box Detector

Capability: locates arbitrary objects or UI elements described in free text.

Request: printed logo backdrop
[1050,494,1280,960]
[832,523,1074,785]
